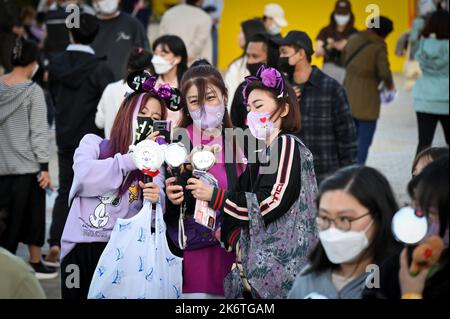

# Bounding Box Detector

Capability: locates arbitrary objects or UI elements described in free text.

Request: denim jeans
[354,118,377,165]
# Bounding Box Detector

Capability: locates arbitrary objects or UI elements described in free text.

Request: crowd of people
[0,0,448,300]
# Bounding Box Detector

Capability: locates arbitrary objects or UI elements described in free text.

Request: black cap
[273,31,314,56]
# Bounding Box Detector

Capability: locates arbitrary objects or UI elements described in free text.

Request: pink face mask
[246,111,275,140]
[189,104,225,130]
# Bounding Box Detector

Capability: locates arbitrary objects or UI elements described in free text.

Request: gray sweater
[0,80,49,175]
[288,266,369,299]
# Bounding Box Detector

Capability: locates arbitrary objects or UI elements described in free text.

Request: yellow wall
[218,0,411,72]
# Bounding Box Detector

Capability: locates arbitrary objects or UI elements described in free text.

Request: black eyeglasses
[316,212,372,232]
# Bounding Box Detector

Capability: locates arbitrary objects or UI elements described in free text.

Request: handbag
[224,135,319,299]
[88,200,183,299]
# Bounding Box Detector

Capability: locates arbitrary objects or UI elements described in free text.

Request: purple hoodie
[60,134,165,260]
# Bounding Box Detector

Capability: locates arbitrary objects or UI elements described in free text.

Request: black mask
[134,116,154,145]
[278,57,296,80]
[246,62,264,77]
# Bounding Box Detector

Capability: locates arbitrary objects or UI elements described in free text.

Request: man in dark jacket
[46,13,114,264]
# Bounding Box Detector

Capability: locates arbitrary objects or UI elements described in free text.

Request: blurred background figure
[224,18,266,112]
[343,16,395,165]
[159,0,212,65]
[151,34,188,126]
[121,0,152,30]
[262,3,288,38]
[0,0,23,74]
[95,47,154,138]
[230,32,280,130]
[0,39,55,279]
[21,6,46,48]
[277,30,357,184]
[412,9,449,155]
[203,0,224,67]
[91,0,150,81]
[315,0,357,84]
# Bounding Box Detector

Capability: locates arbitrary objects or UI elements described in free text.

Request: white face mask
[319,221,373,264]
[268,23,281,35]
[94,0,120,15]
[334,14,351,27]
[151,55,175,75]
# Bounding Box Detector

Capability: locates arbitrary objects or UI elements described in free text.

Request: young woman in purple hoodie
[60,91,168,299]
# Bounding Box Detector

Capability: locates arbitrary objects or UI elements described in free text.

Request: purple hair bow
[142,76,172,100]
[242,65,285,104]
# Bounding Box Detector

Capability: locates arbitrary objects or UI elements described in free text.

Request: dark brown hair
[178,64,233,129]
[244,80,301,133]
[422,9,450,39]
[412,146,449,175]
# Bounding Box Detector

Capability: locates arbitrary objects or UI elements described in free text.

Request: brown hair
[244,80,301,133]
[178,64,233,129]
[422,9,449,39]
[411,146,449,175]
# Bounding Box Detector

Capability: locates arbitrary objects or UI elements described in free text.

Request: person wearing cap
[276,30,357,185]
[342,16,395,165]
[263,3,288,38]
[315,0,358,84]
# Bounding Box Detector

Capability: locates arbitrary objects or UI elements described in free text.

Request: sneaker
[42,254,60,268]
[29,261,58,280]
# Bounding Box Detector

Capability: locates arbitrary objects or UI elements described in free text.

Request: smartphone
[153,120,171,143]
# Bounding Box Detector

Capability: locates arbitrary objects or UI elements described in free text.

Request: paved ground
[16,74,446,299]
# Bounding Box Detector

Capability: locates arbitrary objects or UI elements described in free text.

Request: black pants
[48,149,75,247]
[0,174,46,253]
[61,242,107,299]
[416,112,449,155]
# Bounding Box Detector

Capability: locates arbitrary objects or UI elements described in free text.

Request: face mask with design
[319,221,373,264]
[334,14,351,26]
[246,111,276,140]
[151,55,175,75]
[189,104,225,130]
[94,0,120,15]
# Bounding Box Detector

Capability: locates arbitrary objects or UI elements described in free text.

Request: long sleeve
[332,86,357,168]
[212,135,301,250]
[133,19,150,50]
[376,45,394,89]
[188,14,213,61]
[95,86,108,130]
[70,134,137,200]
[29,84,50,168]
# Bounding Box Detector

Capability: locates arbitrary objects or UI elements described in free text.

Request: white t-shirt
[95,80,133,138]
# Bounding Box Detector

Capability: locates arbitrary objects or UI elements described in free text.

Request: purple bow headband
[141,76,173,100]
[242,65,286,104]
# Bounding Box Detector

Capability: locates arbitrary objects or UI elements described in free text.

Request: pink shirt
[182,125,237,295]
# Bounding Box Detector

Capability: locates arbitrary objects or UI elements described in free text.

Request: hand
[37,171,51,189]
[146,131,160,142]
[166,177,184,205]
[12,26,25,37]
[214,228,221,241]
[139,181,160,204]
[399,248,429,296]
[334,39,347,51]
[293,86,302,99]
[186,178,214,202]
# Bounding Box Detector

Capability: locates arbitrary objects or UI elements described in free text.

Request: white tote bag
[88,200,183,299]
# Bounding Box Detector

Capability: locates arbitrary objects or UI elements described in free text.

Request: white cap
[264,3,288,27]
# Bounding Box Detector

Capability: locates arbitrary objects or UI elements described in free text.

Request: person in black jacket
[45,13,114,266]
[363,156,449,299]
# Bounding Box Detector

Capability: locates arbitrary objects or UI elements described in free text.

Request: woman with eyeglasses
[288,165,399,299]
